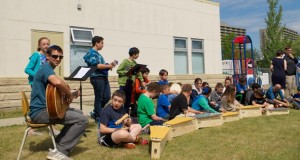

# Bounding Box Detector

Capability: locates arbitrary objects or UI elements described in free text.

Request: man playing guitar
[28,45,88,160]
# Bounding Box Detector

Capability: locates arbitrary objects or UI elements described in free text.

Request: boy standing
[137,82,164,128]
[99,90,142,148]
[83,36,116,122]
[117,47,142,112]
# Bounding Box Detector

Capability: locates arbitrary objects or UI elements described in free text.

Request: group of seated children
[100,70,300,149]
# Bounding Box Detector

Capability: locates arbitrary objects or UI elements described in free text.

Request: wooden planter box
[194,113,223,129]
[163,117,195,138]
[221,112,240,122]
[239,105,262,118]
[150,126,171,159]
[264,107,289,116]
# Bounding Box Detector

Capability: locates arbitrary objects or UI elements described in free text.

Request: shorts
[99,133,119,148]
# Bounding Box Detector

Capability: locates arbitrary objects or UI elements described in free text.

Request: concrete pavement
[0,104,94,127]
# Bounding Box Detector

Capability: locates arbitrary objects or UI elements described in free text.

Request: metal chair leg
[17,127,31,160]
[48,125,57,149]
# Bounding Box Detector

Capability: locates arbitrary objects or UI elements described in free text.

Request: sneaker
[123,143,136,149]
[47,148,73,160]
[89,111,100,123]
[136,137,149,145]
[88,111,96,120]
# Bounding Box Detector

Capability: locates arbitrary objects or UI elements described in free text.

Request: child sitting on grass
[250,88,268,108]
[137,82,165,130]
[192,86,218,113]
[292,86,300,109]
[220,84,243,112]
[169,84,203,120]
[99,90,142,149]
[156,84,172,120]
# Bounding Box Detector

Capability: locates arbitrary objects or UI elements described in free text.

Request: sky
[213,0,300,52]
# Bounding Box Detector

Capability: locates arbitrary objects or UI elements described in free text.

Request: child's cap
[297,86,300,91]
[202,86,211,95]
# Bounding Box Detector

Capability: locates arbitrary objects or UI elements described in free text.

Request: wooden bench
[194,113,223,129]
[221,112,239,122]
[150,126,171,159]
[239,105,262,118]
[264,107,289,116]
[164,117,195,138]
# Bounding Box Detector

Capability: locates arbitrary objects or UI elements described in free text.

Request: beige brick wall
[0,74,227,110]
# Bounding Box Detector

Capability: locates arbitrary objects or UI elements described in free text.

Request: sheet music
[74,67,90,78]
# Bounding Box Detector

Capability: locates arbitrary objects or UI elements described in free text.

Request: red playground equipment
[231,35,254,86]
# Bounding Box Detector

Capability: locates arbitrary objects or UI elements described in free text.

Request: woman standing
[271,50,287,90]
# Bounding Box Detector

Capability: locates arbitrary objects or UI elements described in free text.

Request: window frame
[70,27,94,43]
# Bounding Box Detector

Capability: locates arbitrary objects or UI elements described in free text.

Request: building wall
[0,0,221,77]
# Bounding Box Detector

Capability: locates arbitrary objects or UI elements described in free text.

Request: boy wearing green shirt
[137,82,164,129]
[117,47,142,113]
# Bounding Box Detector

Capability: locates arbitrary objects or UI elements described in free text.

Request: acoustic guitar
[46,83,79,119]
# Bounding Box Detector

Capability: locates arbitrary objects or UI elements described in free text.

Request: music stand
[65,66,97,110]
[125,64,147,76]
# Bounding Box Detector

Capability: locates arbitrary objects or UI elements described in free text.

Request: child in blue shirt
[192,86,218,113]
[236,76,247,103]
[292,86,300,109]
[156,84,172,119]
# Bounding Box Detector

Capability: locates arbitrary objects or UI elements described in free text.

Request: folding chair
[17,91,56,160]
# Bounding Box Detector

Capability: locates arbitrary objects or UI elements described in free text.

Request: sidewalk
[0,104,94,127]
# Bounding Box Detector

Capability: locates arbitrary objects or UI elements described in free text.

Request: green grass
[1,110,300,160]
[0,109,22,119]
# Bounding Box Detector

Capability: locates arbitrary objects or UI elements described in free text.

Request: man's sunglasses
[51,55,64,59]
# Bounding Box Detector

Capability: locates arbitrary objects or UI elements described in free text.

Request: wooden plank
[221,111,239,122]
[239,105,262,118]
[164,117,196,138]
[150,126,171,159]
[193,113,223,129]
[264,107,289,116]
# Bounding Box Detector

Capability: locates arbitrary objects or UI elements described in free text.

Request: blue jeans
[90,76,111,118]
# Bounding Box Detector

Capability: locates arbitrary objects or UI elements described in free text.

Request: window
[192,39,204,74]
[70,27,94,73]
[174,38,188,74]
[70,27,94,43]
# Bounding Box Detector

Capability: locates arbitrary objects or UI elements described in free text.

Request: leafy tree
[221,33,236,60]
[291,36,300,58]
[261,0,284,68]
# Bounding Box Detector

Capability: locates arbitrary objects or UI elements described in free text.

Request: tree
[261,0,284,68]
[221,33,236,60]
[291,36,300,58]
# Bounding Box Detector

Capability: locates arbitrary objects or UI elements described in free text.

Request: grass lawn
[0,108,22,119]
[1,110,300,160]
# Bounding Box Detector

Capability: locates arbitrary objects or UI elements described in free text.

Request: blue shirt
[191,95,217,113]
[293,93,300,104]
[29,62,55,119]
[100,103,126,130]
[158,80,169,85]
[83,48,109,77]
[266,86,284,100]
[24,52,47,85]
[156,94,171,118]
[236,83,247,94]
